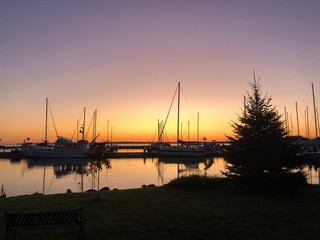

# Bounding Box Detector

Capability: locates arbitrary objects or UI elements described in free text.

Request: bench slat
[5,208,84,240]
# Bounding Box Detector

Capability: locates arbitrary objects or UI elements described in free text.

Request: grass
[1,178,320,239]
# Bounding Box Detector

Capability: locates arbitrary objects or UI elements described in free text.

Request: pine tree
[223,73,306,188]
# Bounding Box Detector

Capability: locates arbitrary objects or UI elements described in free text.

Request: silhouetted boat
[158,143,208,157]
[28,137,88,158]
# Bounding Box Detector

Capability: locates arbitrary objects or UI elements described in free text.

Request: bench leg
[6,230,16,240]
[80,224,84,240]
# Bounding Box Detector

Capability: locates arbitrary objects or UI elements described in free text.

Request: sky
[1,0,320,144]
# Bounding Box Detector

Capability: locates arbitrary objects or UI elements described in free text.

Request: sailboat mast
[284,107,288,133]
[82,107,86,141]
[197,112,199,142]
[107,120,109,143]
[45,98,48,144]
[93,109,97,141]
[76,120,79,142]
[177,82,180,145]
[306,106,310,138]
[312,83,318,138]
[188,120,190,142]
[296,102,300,136]
[111,126,113,143]
[158,119,160,143]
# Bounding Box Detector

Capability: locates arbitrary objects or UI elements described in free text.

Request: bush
[166,175,229,189]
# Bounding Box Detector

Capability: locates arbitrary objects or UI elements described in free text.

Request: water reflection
[157,157,222,184]
[307,164,320,185]
[1,156,320,197]
[27,158,89,177]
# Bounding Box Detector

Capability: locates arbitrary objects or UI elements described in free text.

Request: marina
[0,156,225,197]
[0,141,225,159]
[1,154,320,198]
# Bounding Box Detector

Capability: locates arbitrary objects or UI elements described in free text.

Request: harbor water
[0,156,319,197]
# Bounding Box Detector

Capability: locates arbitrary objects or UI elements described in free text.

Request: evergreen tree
[223,73,306,188]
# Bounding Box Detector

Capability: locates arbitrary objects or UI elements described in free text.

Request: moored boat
[158,144,208,157]
[28,137,88,158]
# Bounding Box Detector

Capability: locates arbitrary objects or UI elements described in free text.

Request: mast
[188,120,190,142]
[197,112,199,142]
[82,107,86,141]
[161,121,164,142]
[312,83,318,138]
[290,113,294,135]
[76,120,79,142]
[287,112,290,135]
[107,120,109,143]
[92,109,97,141]
[306,106,310,138]
[158,119,160,143]
[177,82,180,144]
[45,98,48,144]
[111,126,113,143]
[296,102,300,136]
[284,107,288,133]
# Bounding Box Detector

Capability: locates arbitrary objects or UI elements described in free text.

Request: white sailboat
[158,82,208,157]
[29,137,88,158]
[28,100,88,158]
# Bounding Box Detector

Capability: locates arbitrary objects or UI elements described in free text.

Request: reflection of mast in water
[91,165,96,190]
[42,165,46,194]
[26,158,89,193]
[309,165,312,184]
[177,162,200,178]
[156,161,165,184]
[81,173,83,192]
[158,157,206,179]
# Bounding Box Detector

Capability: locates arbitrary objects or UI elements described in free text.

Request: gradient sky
[1,0,320,144]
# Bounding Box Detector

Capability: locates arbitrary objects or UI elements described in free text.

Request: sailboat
[158,82,208,157]
[28,99,88,158]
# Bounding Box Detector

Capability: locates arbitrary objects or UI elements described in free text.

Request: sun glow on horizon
[1,1,319,144]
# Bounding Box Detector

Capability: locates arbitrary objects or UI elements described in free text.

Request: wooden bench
[5,208,84,240]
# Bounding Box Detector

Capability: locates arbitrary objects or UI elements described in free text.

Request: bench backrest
[5,209,83,228]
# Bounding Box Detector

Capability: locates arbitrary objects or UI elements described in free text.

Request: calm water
[0,157,318,197]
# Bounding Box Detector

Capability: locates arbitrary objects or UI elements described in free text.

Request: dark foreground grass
[1,180,320,240]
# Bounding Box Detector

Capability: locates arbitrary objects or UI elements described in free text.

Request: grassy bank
[1,182,320,240]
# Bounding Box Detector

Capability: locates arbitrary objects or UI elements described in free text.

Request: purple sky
[1,0,320,143]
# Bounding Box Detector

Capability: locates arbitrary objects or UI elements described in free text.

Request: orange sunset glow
[1,1,320,144]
